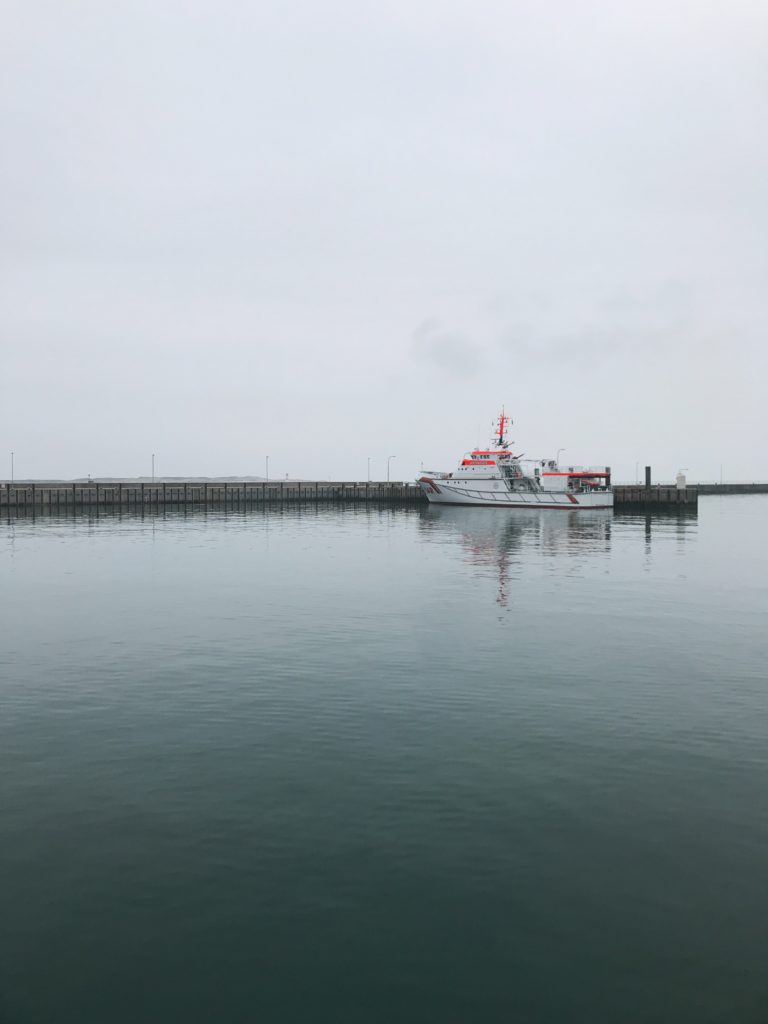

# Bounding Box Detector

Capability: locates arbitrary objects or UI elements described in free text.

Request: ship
[417,410,613,509]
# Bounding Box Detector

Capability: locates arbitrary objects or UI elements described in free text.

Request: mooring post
[645,466,651,489]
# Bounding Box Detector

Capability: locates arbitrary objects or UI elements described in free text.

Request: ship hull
[418,477,613,509]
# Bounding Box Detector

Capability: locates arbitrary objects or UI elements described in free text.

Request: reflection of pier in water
[615,507,699,561]
[419,507,614,608]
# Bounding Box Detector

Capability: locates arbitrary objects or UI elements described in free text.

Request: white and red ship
[417,411,613,509]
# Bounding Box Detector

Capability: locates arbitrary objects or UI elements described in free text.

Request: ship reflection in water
[418,505,697,610]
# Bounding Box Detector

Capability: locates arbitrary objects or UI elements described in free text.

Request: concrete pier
[612,485,698,508]
[612,464,698,508]
[696,483,768,495]
[0,480,424,510]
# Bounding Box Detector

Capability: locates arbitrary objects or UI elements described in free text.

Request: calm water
[2,498,767,1023]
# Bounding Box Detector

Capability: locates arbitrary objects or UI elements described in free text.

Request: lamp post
[635,461,639,484]
[265,456,269,482]
[152,453,155,482]
[367,457,371,482]
[556,448,565,468]
[387,455,396,482]
[10,451,13,483]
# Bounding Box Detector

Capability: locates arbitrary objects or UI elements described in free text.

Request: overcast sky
[2,0,766,482]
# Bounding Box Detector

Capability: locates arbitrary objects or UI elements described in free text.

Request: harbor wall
[0,481,424,510]
[695,483,768,495]
[612,485,698,507]
[2,480,703,510]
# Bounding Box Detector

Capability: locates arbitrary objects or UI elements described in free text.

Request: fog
[2,0,766,482]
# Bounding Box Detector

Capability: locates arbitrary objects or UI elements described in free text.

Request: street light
[556,448,565,467]
[387,455,396,482]
[10,451,13,483]
[265,455,269,482]
[367,457,371,482]
[152,453,155,482]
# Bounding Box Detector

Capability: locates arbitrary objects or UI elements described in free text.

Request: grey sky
[2,0,766,481]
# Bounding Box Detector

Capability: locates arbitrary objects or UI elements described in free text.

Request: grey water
[1,498,767,1024]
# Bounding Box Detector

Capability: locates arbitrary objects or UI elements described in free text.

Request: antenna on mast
[495,407,511,448]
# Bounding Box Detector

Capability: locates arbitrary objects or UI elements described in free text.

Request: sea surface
[1,497,767,1023]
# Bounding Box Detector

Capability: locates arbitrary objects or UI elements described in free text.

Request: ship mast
[496,409,510,449]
